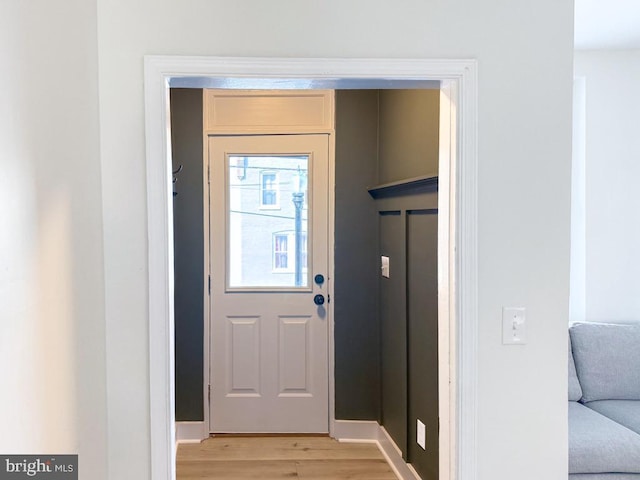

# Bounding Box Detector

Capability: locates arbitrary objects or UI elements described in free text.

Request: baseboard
[407,463,422,480]
[175,421,207,444]
[333,420,380,441]
[377,426,421,480]
[333,420,421,480]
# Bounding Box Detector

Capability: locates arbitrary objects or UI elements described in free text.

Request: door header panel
[204,89,334,134]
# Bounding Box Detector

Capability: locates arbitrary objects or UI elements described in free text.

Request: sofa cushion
[569,402,640,474]
[570,475,640,480]
[569,335,583,401]
[587,400,640,435]
[570,323,640,402]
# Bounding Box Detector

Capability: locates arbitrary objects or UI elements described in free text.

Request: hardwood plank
[176,436,398,480]
[178,436,385,461]
[296,459,397,480]
[177,459,298,479]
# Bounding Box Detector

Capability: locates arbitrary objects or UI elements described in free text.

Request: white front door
[208,134,329,433]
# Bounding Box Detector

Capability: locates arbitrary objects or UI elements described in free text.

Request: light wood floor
[177,435,399,479]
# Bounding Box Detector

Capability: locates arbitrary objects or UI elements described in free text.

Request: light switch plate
[381,256,390,278]
[417,419,426,450]
[502,307,527,345]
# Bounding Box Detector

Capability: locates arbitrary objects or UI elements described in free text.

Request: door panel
[209,134,329,433]
[279,316,312,394]
[227,316,260,395]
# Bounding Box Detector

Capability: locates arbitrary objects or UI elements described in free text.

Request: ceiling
[575,0,640,49]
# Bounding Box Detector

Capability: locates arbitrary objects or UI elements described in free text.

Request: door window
[227,155,310,289]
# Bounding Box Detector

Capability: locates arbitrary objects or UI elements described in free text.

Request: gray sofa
[569,322,640,479]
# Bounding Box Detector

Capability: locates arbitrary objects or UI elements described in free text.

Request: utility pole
[292,191,304,286]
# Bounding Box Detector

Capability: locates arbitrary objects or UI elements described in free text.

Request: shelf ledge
[367,174,438,199]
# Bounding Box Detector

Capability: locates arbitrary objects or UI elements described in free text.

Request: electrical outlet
[417,419,426,450]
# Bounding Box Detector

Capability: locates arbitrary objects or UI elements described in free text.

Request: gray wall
[379,210,407,453]
[406,204,439,478]
[170,88,204,421]
[377,191,439,479]
[334,90,381,420]
[379,90,440,183]
[376,89,440,479]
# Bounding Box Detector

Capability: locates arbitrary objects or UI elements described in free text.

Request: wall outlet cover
[502,307,527,345]
[381,255,390,278]
[417,419,426,450]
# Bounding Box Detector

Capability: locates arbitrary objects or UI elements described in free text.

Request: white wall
[0,1,107,478]
[96,1,574,480]
[570,77,587,323]
[574,50,640,324]
[0,2,575,479]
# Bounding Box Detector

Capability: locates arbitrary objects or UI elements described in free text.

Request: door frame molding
[144,56,478,480]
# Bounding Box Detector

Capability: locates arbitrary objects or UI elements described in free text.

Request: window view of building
[273,233,289,270]
[260,172,279,208]
[272,231,307,273]
[228,155,309,288]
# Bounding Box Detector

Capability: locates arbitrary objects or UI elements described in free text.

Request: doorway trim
[144,56,478,480]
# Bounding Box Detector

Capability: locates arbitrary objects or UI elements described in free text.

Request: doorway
[145,56,479,480]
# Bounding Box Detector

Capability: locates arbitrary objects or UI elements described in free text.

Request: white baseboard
[377,426,421,480]
[333,420,380,440]
[407,463,422,480]
[175,421,207,444]
[333,420,421,480]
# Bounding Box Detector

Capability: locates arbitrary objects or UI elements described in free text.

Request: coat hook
[173,164,183,197]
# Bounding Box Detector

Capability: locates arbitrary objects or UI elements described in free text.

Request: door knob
[313,294,325,306]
